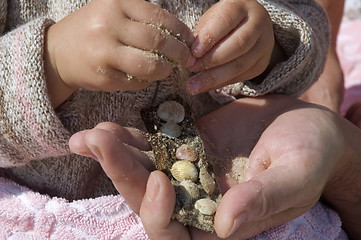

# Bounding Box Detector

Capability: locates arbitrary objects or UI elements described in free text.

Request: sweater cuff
[0,18,71,166]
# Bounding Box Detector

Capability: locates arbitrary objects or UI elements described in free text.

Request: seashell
[171,160,198,182]
[194,198,218,215]
[176,144,198,162]
[180,180,200,199]
[157,100,185,123]
[199,167,216,195]
[160,121,182,138]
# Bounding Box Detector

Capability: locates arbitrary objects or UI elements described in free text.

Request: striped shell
[170,160,198,182]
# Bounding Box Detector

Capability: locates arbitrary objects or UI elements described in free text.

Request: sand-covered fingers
[191,0,248,58]
[124,0,195,47]
[191,0,272,61]
[118,19,195,67]
[186,47,269,95]
[47,0,195,96]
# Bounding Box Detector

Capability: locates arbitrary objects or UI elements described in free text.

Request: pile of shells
[141,96,222,232]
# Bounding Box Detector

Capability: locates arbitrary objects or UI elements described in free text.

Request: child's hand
[45,0,195,107]
[186,0,275,95]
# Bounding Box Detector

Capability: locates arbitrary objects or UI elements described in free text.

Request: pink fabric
[0,177,347,239]
[0,177,148,239]
[337,19,361,115]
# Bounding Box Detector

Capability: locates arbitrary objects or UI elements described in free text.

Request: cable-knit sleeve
[210,0,330,102]
[0,16,72,167]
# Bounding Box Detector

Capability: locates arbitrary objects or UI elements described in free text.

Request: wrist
[44,25,75,109]
[323,117,361,238]
[323,119,361,203]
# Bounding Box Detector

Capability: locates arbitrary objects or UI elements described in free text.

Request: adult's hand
[70,95,358,239]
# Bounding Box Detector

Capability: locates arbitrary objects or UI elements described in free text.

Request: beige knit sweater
[0,0,329,201]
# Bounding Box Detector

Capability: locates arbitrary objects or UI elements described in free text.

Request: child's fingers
[190,2,273,73]
[189,21,260,73]
[192,0,247,58]
[109,45,174,81]
[140,171,191,240]
[118,19,195,67]
[125,0,195,47]
[186,45,268,95]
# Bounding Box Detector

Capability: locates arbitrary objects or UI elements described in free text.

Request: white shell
[199,167,216,195]
[170,160,198,182]
[157,100,185,123]
[176,144,198,162]
[160,121,182,138]
[180,180,199,199]
[195,198,218,215]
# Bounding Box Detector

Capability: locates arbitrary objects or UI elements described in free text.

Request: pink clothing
[0,177,347,239]
[338,19,361,115]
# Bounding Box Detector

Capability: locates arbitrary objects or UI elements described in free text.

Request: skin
[44,0,196,108]
[44,0,281,108]
[345,102,361,128]
[300,0,345,113]
[69,95,361,239]
[186,0,279,95]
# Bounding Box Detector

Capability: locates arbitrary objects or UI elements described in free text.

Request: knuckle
[234,32,250,52]
[152,7,168,25]
[218,13,236,31]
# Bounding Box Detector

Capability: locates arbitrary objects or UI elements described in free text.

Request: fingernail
[146,172,160,202]
[191,36,204,58]
[225,212,247,238]
[192,43,204,58]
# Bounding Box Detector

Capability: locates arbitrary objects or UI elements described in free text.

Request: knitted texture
[0,0,328,204]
